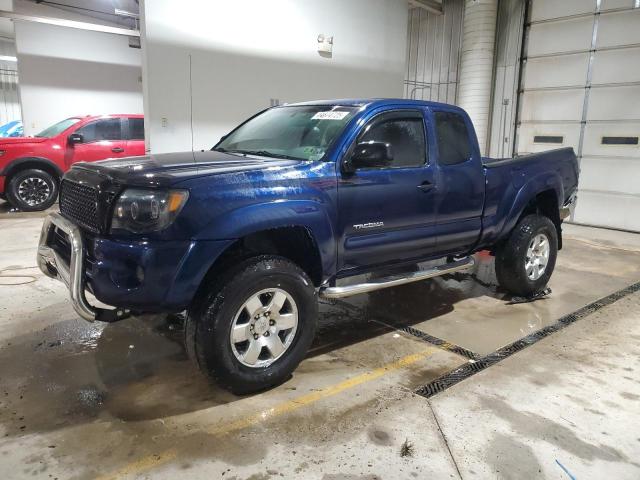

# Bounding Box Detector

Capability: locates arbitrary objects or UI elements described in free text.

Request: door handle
[111,147,124,153]
[417,181,434,192]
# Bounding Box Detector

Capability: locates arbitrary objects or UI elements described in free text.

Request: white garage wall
[14,3,142,136]
[0,0,20,127]
[141,0,409,153]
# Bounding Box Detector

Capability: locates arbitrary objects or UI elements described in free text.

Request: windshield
[35,118,81,138]
[215,105,358,161]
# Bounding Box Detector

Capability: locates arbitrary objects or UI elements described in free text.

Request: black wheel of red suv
[185,255,318,395]
[6,169,58,211]
[495,214,558,297]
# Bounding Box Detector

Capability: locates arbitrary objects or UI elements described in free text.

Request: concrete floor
[0,201,639,479]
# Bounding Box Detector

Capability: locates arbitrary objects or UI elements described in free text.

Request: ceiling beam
[408,0,443,15]
[0,9,140,36]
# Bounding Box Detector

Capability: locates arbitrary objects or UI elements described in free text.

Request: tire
[495,214,558,297]
[6,169,58,211]
[185,255,318,394]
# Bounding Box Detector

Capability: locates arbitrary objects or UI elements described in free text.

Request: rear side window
[434,111,472,166]
[76,118,122,142]
[358,112,426,168]
[129,118,145,140]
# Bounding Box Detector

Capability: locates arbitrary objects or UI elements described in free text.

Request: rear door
[337,108,439,273]
[65,118,127,166]
[431,109,485,255]
[125,117,146,156]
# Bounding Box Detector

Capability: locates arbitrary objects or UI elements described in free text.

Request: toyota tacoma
[37,99,579,393]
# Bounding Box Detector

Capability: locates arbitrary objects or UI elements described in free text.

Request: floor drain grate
[415,281,640,399]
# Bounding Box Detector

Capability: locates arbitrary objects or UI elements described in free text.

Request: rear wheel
[6,169,58,211]
[186,255,318,394]
[495,214,558,297]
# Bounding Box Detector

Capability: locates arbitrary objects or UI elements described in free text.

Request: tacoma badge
[353,222,384,230]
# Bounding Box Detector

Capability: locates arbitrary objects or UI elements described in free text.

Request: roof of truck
[68,114,144,119]
[286,98,464,111]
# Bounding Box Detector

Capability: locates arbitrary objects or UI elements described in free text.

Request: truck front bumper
[37,212,127,322]
[37,212,233,322]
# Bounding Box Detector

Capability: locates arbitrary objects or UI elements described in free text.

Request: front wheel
[495,214,558,297]
[6,168,58,211]
[185,255,318,394]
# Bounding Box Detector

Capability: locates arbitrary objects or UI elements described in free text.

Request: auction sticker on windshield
[312,111,350,120]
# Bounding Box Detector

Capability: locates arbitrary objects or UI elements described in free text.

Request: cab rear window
[434,111,472,166]
[129,118,145,140]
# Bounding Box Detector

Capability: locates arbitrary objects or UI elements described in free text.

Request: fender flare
[498,171,564,240]
[0,157,64,179]
[196,199,336,280]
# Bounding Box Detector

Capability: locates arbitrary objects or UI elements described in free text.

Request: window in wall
[533,135,564,144]
[601,136,638,145]
[76,118,122,142]
[358,112,427,168]
[434,111,472,165]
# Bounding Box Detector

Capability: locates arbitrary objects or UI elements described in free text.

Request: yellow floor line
[96,347,436,480]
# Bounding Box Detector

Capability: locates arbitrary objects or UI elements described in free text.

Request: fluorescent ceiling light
[0,55,17,62]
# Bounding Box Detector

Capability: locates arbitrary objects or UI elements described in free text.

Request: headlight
[111,188,189,233]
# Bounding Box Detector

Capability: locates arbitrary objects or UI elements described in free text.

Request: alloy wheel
[17,177,51,207]
[525,233,550,280]
[229,288,299,368]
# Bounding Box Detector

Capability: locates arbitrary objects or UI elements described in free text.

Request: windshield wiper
[224,149,303,161]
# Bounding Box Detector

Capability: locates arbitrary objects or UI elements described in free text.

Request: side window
[129,118,145,140]
[75,118,122,143]
[434,111,472,166]
[358,112,427,168]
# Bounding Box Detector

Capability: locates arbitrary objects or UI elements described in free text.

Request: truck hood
[71,150,303,187]
[0,137,48,146]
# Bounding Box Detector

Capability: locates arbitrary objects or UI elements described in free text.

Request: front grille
[59,180,101,233]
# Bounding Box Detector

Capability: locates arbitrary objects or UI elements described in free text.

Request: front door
[337,109,438,274]
[65,118,127,167]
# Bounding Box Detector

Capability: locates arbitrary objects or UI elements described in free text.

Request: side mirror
[347,141,393,171]
[68,133,83,145]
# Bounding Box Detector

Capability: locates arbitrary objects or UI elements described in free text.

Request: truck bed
[483,147,573,171]
[478,147,579,249]
[482,147,578,202]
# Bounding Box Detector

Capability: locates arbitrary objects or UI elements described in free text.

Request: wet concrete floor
[0,205,639,479]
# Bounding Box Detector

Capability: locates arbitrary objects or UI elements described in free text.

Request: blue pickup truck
[37,99,579,393]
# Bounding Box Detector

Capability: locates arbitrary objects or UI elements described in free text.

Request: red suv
[0,114,145,211]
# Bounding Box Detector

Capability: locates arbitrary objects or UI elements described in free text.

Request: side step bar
[319,256,475,299]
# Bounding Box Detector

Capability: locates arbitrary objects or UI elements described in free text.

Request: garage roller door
[516,0,640,232]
